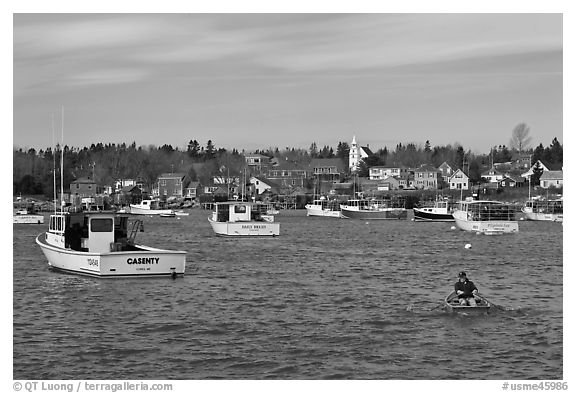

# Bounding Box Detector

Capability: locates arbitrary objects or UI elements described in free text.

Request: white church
[349,135,373,171]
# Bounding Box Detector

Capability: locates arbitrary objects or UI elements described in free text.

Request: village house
[267,160,308,189]
[250,176,281,195]
[521,160,550,179]
[244,153,270,173]
[498,174,525,188]
[157,173,190,198]
[184,181,201,201]
[512,153,532,170]
[539,170,563,189]
[379,176,402,191]
[115,185,142,205]
[310,158,345,182]
[481,166,505,183]
[414,164,441,190]
[70,177,103,198]
[449,169,469,190]
[369,166,409,180]
[438,162,454,184]
[349,135,373,171]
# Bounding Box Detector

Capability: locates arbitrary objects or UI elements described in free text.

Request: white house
[521,160,550,179]
[369,166,409,180]
[539,171,563,189]
[250,176,278,195]
[349,135,373,171]
[481,166,504,183]
[449,169,469,190]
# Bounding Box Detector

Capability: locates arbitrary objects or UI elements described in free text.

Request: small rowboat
[444,291,491,313]
[160,212,176,218]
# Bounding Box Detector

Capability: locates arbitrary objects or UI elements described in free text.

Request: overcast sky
[13,13,562,153]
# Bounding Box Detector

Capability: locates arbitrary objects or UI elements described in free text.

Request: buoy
[411,218,415,221]
[450,226,456,230]
[520,217,524,221]
[465,243,472,249]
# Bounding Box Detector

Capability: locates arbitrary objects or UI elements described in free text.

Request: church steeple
[349,134,359,171]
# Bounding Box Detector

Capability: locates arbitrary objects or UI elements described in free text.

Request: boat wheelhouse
[36,210,186,277]
[413,199,454,222]
[208,202,279,236]
[129,199,174,215]
[340,197,407,220]
[452,200,518,234]
[13,201,44,224]
[522,199,563,222]
[305,198,343,218]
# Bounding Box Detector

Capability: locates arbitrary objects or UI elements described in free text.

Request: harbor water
[13,210,563,379]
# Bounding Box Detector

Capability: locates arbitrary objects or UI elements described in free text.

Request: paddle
[475,293,512,311]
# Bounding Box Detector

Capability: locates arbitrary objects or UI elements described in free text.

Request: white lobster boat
[129,199,174,216]
[36,210,186,278]
[13,201,44,224]
[208,202,279,236]
[305,199,343,218]
[522,199,563,222]
[340,198,408,220]
[452,200,518,234]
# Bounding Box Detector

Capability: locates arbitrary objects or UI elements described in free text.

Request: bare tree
[510,123,532,152]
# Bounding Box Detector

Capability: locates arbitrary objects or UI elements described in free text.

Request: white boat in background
[305,198,343,218]
[13,201,44,224]
[208,202,279,236]
[36,209,186,278]
[129,199,174,216]
[522,199,563,222]
[413,198,454,222]
[174,210,190,217]
[452,200,518,234]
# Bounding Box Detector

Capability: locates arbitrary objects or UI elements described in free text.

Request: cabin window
[234,205,247,213]
[91,218,113,232]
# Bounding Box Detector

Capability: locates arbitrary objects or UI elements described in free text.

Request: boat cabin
[456,201,515,221]
[48,212,139,253]
[524,199,563,214]
[213,202,269,223]
[13,201,38,215]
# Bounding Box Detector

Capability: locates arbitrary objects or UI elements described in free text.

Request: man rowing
[454,271,479,307]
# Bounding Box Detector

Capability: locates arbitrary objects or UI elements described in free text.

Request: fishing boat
[452,200,519,234]
[129,199,174,216]
[444,291,491,313]
[36,209,187,278]
[13,200,44,224]
[305,198,343,218]
[413,198,454,222]
[208,201,279,236]
[522,198,563,222]
[340,198,407,220]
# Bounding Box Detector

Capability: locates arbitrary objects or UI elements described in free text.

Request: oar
[475,293,511,311]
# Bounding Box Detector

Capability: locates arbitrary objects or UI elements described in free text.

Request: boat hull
[208,218,279,236]
[444,292,490,313]
[340,208,407,220]
[129,206,174,215]
[13,214,44,224]
[36,234,186,277]
[523,211,563,222]
[305,205,343,218]
[453,211,518,234]
[413,208,454,222]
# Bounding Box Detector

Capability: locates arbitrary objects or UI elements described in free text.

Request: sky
[13,13,563,154]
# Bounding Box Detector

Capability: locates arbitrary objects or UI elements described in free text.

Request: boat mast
[60,106,64,214]
[51,113,57,215]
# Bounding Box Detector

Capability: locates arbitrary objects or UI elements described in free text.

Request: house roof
[360,146,373,156]
[71,177,96,184]
[415,164,440,173]
[244,153,270,159]
[438,161,453,170]
[449,169,469,180]
[272,158,309,171]
[252,176,282,189]
[158,172,187,179]
[309,158,346,171]
[540,170,563,180]
[120,185,141,193]
[481,166,503,176]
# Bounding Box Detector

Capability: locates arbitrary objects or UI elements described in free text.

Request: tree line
[13,129,563,197]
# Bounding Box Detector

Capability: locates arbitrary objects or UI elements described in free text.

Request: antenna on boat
[60,105,65,214]
[51,113,57,215]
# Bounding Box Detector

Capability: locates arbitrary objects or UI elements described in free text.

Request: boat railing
[466,204,516,221]
[127,219,144,244]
